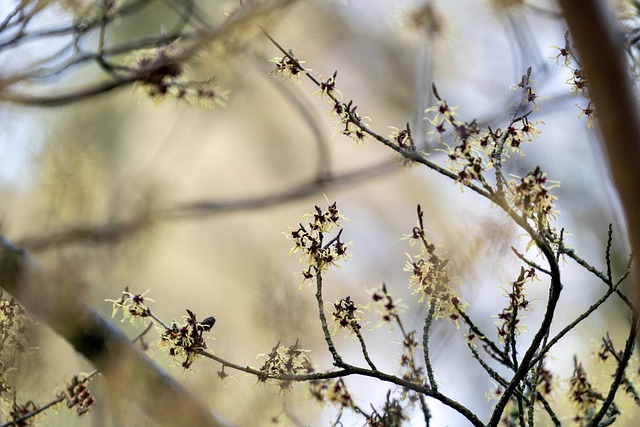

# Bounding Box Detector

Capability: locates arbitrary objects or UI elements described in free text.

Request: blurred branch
[0,0,295,106]
[260,60,331,180]
[0,237,233,427]
[17,160,399,252]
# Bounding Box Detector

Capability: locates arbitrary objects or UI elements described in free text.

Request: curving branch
[17,160,399,252]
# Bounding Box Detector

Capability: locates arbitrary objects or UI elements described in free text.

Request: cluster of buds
[160,309,216,369]
[286,201,349,284]
[448,123,484,184]
[495,267,535,341]
[331,296,365,335]
[62,376,95,415]
[107,287,153,325]
[506,166,558,230]
[257,341,311,391]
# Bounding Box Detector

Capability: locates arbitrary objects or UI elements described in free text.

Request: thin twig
[422,300,437,392]
[315,272,343,366]
[529,276,625,368]
[352,325,377,371]
[511,246,552,276]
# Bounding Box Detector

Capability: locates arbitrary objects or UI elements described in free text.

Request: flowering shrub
[0,1,639,427]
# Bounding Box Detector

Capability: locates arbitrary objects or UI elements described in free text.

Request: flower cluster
[308,378,354,409]
[404,207,465,326]
[331,100,370,145]
[568,357,598,423]
[500,115,543,152]
[314,71,341,99]
[551,32,595,127]
[428,99,458,137]
[366,391,409,426]
[369,284,406,327]
[509,66,540,112]
[506,166,558,231]
[270,54,373,146]
[331,296,365,335]
[389,124,415,152]
[256,341,311,391]
[0,291,33,354]
[286,201,349,284]
[426,87,543,186]
[535,358,555,397]
[399,331,427,399]
[595,336,640,405]
[160,309,216,369]
[308,70,370,145]
[127,44,227,107]
[495,267,535,341]
[62,376,95,416]
[269,55,306,80]
[107,287,153,325]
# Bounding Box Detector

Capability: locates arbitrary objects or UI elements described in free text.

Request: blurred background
[0,0,637,425]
